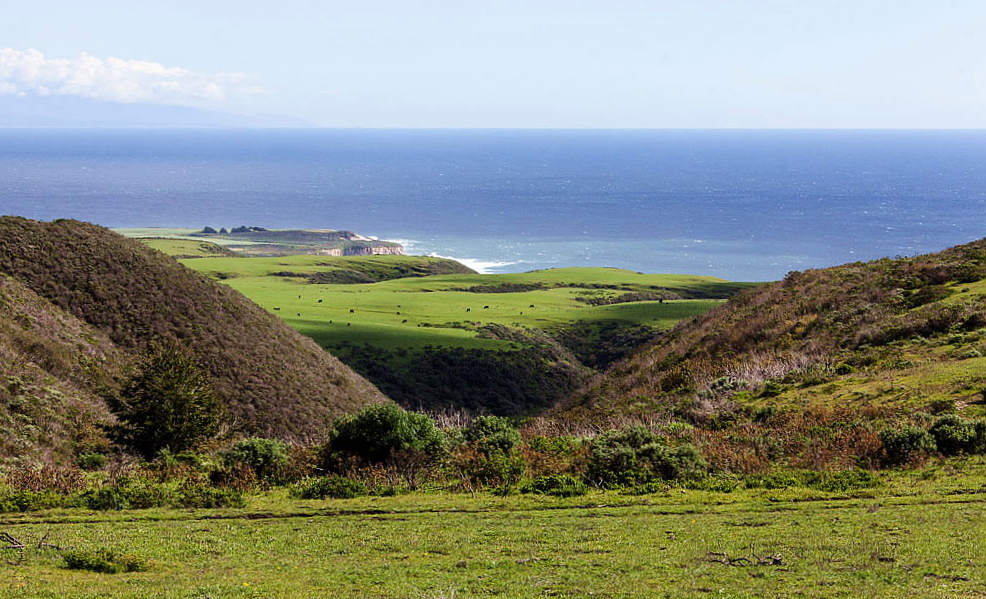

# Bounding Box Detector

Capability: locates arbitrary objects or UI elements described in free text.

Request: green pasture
[138,238,237,258]
[181,255,740,353]
[4,464,986,598]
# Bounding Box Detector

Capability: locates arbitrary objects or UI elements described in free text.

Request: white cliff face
[318,243,405,256]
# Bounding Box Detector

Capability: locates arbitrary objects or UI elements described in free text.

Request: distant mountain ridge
[0,217,387,466]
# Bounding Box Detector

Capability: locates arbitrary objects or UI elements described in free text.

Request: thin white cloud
[0,48,260,105]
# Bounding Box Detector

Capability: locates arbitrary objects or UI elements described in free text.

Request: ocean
[1,128,984,281]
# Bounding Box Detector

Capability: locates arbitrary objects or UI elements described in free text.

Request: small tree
[115,340,222,459]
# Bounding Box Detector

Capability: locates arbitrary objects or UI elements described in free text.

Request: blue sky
[2,0,985,128]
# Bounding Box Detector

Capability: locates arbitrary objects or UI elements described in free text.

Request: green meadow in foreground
[3,462,985,599]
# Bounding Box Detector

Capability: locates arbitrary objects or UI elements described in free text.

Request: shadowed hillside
[563,238,986,423]
[0,273,124,467]
[0,217,388,444]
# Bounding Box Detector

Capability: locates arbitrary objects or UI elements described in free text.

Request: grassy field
[4,462,985,598]
[180,255,751,354]
[137,238,239,258]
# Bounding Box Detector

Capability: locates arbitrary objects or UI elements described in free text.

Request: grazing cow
[396,311,401,315]
[297,313,301,317]
[466,308,471,312]
[318,299,323,303]
[350,309,355,314]
[347,323,351,326]
[483,305,490,310]
[402,319,408,323]
[529,304,535,308]
[273,307,280,311]
[298,295,302,299]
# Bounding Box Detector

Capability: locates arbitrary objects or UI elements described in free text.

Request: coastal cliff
[192,227,404,257]
[321,244,405,257]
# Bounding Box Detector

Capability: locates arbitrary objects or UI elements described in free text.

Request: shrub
[326,404,444,466]
[83,487,130,511]
[0,490,69,512]
[290,475,368,500]
[929,415,980,456]
[520,474,589,497]
[175,481,245,508]
[520,474,588,497]
[450,444,525,495]
[464,415,521,455]
[760,380,785,398]
[879,426,936,466]
[587,426,707,488]
[834,363,855,375]
[223,437,289,481]
[62,548,147,574]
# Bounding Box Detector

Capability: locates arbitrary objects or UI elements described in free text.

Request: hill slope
[0,273,125,467]
[564,238,986,422]
[0,217,388,444]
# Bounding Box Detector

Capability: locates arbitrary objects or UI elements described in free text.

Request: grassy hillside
[182,254,751,415]
[0,217,388,444]
[565,238,986,424]
[0,274,124,468]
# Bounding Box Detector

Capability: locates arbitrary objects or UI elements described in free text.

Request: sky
[1,0,985,128]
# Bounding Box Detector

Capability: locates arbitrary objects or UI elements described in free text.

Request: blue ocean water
[1,128,984,281]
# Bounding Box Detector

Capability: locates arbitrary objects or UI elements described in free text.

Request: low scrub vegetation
[5,403,986,514]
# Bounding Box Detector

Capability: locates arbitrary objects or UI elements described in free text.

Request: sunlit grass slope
[182,255,751,354]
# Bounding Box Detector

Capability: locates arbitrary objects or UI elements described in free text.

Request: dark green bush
[326,404,444,465]
[223,437,289,480]
[118,479,172,509]
[175,481,245,508]
[879,426,936,466]
[290,475,368,500]
[520,474,588,497]
[464,415,521,455]
[929,415,982,456]
[834,363,855,375]
[0,490,69,513]
[62,548,147,574]
[587,426,707,488]
[82,487,129,511]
